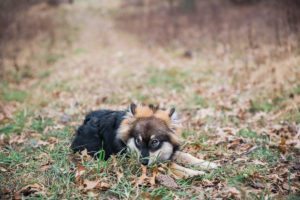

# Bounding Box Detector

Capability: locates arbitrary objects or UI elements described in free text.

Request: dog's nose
[140,157,149,165]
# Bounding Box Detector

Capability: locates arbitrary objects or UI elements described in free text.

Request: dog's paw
[194,161,219,169]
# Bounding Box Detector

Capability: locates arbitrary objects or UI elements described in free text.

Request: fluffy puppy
[71,104,181,165]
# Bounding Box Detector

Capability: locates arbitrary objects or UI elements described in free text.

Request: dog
[71,103,218,170]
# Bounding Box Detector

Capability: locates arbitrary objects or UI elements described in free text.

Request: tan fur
[135,106,154,118]
[154,110,171,124]
[117,105,182,146]
[173,151,219,169]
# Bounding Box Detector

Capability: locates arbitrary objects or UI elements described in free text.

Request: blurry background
[0,0,299,120]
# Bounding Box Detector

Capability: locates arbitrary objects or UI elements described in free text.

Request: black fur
[71,110,127,159]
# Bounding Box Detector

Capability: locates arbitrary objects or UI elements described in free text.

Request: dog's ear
[128,103,137,116]
[169,107,176,117]
[169,107,180,125]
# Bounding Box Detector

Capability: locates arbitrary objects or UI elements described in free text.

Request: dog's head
[117,103,181,165]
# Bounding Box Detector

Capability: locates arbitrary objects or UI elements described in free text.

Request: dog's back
[71,109,126,158]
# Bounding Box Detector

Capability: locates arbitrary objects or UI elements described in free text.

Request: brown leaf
[227,139,243,149]
[156,174,178,189]
[82,179,100,191]
[40,161,52,172]
[48,137,59,144]
[36,140,50,146]
[98,182,110,190]
[9,135,26,145]
[1,103,15,119]
[250,181,265,189]
[140,192,152,200]
[14,183,45,199]
[0,113,4,122]
[184,143,202,153]
[222,187,241,199]
[0,166,8,172]
[136,165,148,186]
[80,149,92,162]
[149,167,158,186]
[75,164,86,183]
[80,179,110,191]
[279,137,287,154]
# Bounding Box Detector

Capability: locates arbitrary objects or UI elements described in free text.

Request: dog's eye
[151,139,160,148]
[135,137,141,146]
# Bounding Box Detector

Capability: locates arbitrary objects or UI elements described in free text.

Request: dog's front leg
[173,151,219,169]
[170,163,205,178]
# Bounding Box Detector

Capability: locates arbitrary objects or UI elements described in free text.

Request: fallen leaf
[136,165,148,186]
[36,140,50,146]
[156,174,178,189]
[40,161,52,172]
[0,166,8,172]
[80,149,92,162]
[249,181,265,189]
[279,137,287,154]
[149,167,158,186]
[0,113,4,122]
[228,138,243,149]
[1,103,15,119]
[222,187,241,199]
[82,179,100,191]
[9,135,26,145]
[98,182,110,190]
[48,137,59,144]
[14,183,45,199]
[80,179,110,191]
[75,164,86,183]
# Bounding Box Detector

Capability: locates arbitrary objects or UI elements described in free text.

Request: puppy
[71,104,181,165]
[71,103,218,170]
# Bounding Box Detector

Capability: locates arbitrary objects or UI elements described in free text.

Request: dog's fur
[71,104,181,165]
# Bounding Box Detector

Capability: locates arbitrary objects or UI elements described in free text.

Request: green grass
[191,95,208,108]
[182,130,196,139]
[237,128,258,139]
[148,68,188,91]
[282,109,300,124]
[43,81,72,92]
[0,110,29,135]
[249,147,279,164]
[0,83,28,102]
[249,100,274,113]
[45,53,64,64]
[292,84,300,95]
[249,96,286,114]
[31,117,53,133]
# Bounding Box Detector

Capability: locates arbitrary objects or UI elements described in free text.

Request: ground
[0,1,300,199]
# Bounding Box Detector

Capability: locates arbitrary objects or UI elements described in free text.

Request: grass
[292,85,300,95]
[237,128,258,139]
[0,83,28,103]
[191,95,208,108]
[0,110,29,135]
[249,147,279,164]
[31,117,53,133]
[148,68,189,91]
[45,54,65,65]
